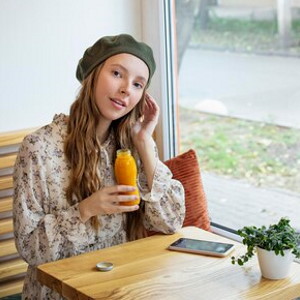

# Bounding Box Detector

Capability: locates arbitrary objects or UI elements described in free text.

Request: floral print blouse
[13,114,185,300]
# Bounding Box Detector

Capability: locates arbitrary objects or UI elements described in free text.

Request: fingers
[145,93,157,107]
[116,195,139,202]
[105,185,137,194]
[145,94,160,115]
[110,196,140,213]
[109,201,139,211]
[103,185,140,211]
[118,204,139,212]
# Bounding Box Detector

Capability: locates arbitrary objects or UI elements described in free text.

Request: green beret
[76,34,156,87]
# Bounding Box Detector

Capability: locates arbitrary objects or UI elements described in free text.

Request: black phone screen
[170,238,234,254]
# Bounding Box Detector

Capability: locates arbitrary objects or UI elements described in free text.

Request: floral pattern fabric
[13,114,185,300]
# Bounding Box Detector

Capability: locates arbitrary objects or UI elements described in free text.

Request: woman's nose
[119,82,130,95]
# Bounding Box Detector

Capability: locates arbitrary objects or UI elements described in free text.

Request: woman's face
[94,53,149,122]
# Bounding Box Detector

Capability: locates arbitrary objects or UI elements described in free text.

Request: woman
[13,34,185,299]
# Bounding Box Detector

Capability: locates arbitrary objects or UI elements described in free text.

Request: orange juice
[114,149,140,206]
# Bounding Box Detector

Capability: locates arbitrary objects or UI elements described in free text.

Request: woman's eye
[134,82,143,89]
[113,70,121,77]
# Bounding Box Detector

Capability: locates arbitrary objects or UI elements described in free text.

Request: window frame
[141,0,178,161]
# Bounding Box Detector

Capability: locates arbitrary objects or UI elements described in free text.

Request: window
[174,0,300,231]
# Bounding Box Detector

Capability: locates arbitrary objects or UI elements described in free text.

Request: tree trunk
[175,0,210,70]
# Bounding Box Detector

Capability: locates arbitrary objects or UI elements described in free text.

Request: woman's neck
[96,118,111,144]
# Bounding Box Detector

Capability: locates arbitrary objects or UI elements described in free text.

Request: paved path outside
[179,49,300,128]
[202,172,300,231]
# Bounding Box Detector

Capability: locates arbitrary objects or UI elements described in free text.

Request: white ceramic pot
[256,247,294,280]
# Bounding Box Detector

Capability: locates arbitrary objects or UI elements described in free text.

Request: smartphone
[168,238,235,257]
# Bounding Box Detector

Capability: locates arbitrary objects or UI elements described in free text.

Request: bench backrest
[0,128,36,298]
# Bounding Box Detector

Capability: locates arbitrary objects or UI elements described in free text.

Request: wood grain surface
[37,226,300,300]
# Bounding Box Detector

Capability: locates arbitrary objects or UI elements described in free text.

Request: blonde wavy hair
[64,65,147,241]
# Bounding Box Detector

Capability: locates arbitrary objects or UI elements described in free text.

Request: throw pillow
[164,149,211,231]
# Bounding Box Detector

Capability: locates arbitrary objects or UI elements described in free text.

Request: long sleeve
[138,157,186,234]
[13,133,90,266]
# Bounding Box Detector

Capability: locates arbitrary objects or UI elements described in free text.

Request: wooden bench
[0,128,36,298]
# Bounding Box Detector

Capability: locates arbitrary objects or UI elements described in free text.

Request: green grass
[191,17,300,55]
[179,108,300,193]
[199,17,278,33]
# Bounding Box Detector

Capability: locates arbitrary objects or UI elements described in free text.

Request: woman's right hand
[78,185,139,223]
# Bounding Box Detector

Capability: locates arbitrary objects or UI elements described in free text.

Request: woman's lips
[110,98,126,109]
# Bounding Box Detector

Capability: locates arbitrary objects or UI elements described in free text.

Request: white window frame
[141,0,178,161]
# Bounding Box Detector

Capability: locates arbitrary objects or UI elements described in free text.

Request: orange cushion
[164,149,211,231]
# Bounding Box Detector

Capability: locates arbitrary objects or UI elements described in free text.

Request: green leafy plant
[231,218,300,266]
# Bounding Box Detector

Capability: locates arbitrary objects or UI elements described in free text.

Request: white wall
[0,0,142,132]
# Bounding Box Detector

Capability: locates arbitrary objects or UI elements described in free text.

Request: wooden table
[37,226,300,300]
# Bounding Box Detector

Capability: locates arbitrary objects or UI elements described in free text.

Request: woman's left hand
[131,93,160,142]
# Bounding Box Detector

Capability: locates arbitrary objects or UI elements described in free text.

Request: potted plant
[231,217,300,280]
